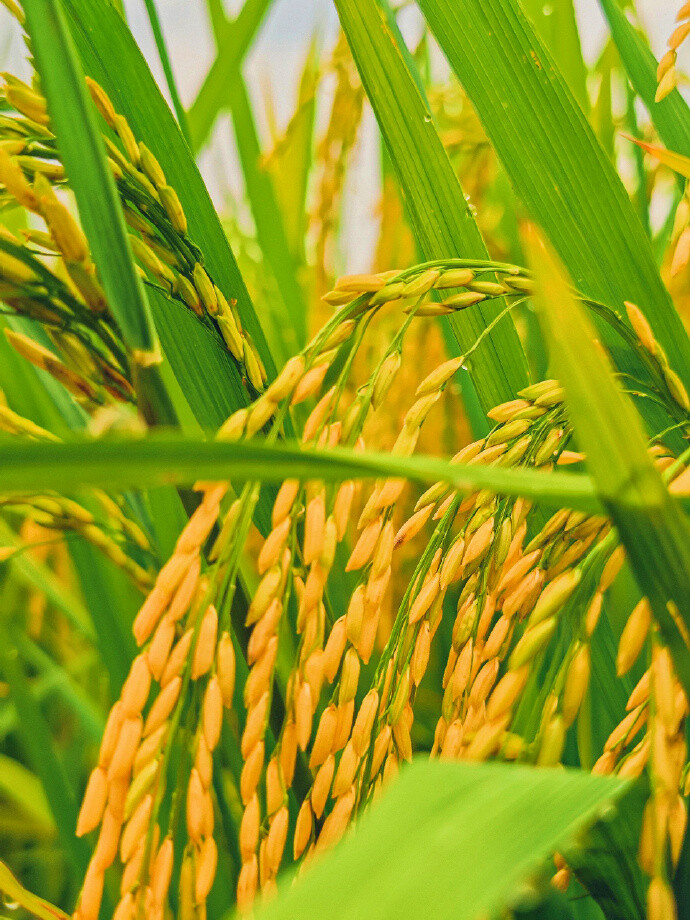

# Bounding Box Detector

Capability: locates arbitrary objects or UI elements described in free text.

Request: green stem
[141,0,192,147]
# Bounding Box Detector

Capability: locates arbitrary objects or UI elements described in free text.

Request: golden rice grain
[408,574,440,625]
[468,659,500,709]
[465,714,509,762]
[144,676,181,736]
[293,799,314,859]
[186,769,205,843]
[77,766,108,836]
[316,787,355,853]
[240,741,265,805]
[111,891,135,920]
[295,682,314,751]
[394,504,433,548]
[310,705,338,769]
[147,618,176,682]
[167,556,201,622]
[604,705,647,752]
[216,631,237,706]
[121,654,152,717]
[258,517,292,574]
[202,675,223,751]
[346,515,383,571]
[585,592,603,637]
[647,876,678,920]
[617,737,650,779]
[562,644,590,726]
[311,755,335,818]
[108,716,143,781]
[332,741,359,798]
[191,605,218,679]
[133,588,169,647]
[125,757,158,822]
[371,725,393,776]
[240,794,261,860]
[246,566,282,626]
[265,806,289,875]
[236,855,259,912]
[339,648,361,704]
[195,835,218,903]
[92,807,121,871]
[323,616,348,682]
[241,694,270,759]
[616,598,651,676]
[333,481,355,539]
[509,618,557,669]
[331,699,354,753]
[151,837,174,907]
[244,636,278,708]
[79,865,105,920]
[292,362,329,405]
[120,793,152,863]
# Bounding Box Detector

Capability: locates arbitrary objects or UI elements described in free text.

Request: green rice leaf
[599,0,690,157]
[189,0,274,152]
[0,624,89,875]
[521,0,589,114]
[0,433,600,513]
[253,759,627,920]
[0,860,69,920]
[0,754,54,832]
[335,0,530,419]
[21,0,158,360]
[418,0,690,391]
[228,74,308,355]
[61,0,276,384]
[527,228,690,697]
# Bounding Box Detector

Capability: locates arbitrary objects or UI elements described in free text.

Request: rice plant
[1,1,689,920]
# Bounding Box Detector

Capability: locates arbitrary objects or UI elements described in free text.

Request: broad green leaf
[264,45,317,264]
[228,73,307,355]
[60,0,276,385]
[527,229,690,696]
[0,860,69,920]
[0,319,76,436]
[418,0,690,392]
[12,634,104,743]
[0,433,600,512]
[68,539,138,694]
[0,624,90,875]
[188,0,274,152]
[334,0,530,419]
[21,0,157,360]
[520,0,589,114]
[140,0,191,144]
[253,760,627,920]
[0,519,94,641]
[592,39,617,161]
[0,754,54,832]
[599,0,690,158]
[566,778,647,920]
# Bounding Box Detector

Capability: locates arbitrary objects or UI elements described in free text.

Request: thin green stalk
[140,0,192,146]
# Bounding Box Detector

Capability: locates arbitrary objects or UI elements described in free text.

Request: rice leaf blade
[335,0,530,418]
[21,0,158,359]
[599,0,690,157]
[418,0,690,388]
[527,228,690,695]
[0,434,600,513]
[253,759,627,920]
